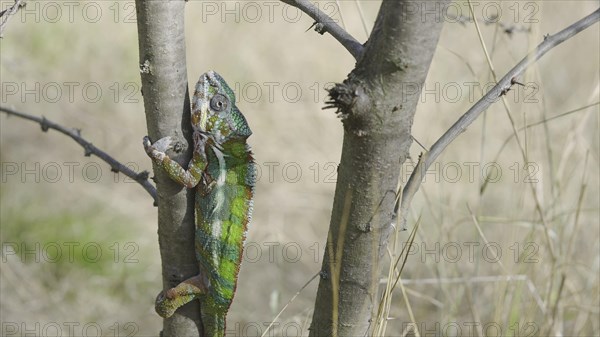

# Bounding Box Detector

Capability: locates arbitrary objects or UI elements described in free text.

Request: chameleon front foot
[143,136,174,161]
[155,274,209,318]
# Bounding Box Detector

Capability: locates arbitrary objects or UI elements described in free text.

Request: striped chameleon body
[143,71,255,337]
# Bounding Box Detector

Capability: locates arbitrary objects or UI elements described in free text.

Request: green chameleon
[143,70,255,337]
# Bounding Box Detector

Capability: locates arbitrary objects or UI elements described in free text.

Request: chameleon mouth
[193,74,209,99]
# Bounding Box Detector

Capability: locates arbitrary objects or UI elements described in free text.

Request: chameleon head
[191,70,252,143]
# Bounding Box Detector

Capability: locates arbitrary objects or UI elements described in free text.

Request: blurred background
[1,0,598,336]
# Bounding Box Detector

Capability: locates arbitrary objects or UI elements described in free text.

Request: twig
[397,8,600,230]
[280,0,364,60]
[446,12,531,37]
[0,0,25,37]
[0,105,158,203]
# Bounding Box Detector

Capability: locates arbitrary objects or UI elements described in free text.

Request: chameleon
[143,70,255,337]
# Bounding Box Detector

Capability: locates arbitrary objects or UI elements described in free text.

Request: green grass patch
[1,203,139,277]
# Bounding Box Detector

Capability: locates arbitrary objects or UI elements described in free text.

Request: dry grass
[0,0,598,336]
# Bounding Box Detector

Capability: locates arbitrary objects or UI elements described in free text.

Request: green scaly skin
[143,71,255,337]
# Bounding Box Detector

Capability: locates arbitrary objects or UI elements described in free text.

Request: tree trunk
[135,1,202,336]
[309,1,448,335]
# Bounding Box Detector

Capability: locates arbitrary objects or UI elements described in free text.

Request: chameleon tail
[155,274,208,318]
[200,306,227,337]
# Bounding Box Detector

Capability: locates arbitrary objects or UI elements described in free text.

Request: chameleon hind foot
[155,274,208,318]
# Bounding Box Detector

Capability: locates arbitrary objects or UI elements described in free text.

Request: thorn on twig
[314,22,326,35]
[84,144,93,157]
[544,33,550,40]
[500,77,526,97]
[40,117,49,132]
[138,170,150,181]
[305,22,317,32]
[511,77,525,87]
[111,167,119,173]
[279,0,363,59]
[305,21,326,35]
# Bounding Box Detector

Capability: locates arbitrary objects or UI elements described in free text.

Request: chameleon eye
[210,94,229,112]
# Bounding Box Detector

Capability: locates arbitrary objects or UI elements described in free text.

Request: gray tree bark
[309,1,449,336]
[135,1,202,336]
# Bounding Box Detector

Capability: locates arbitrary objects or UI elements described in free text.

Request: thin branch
[0,0,25,37]
[0,105,158,203]
[446,11,531,37]
[397,8,600,229]
[281,0,364,60]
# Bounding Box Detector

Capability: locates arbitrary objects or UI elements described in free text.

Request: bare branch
[0,105,158,203]
[281,0,364,60]
[398,8,600,230]
[0,0,25,37]
[445,12,531,37]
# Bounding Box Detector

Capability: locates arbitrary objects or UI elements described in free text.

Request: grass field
[1,1,598,336]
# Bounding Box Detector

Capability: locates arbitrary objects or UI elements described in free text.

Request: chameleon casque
[143,70,255,337]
